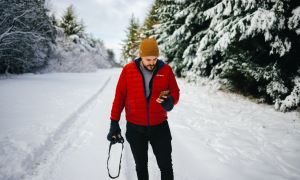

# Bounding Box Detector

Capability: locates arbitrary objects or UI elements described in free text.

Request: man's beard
[142,62,155,71]
[146,65,155,71]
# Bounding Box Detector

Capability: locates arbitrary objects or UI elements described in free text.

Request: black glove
[107,120,124,144]
[161,95,174,112]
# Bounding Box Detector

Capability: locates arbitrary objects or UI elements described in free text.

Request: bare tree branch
[0,16,8,27]
[0,9,34,42]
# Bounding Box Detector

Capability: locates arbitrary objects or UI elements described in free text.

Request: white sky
[47,0,154,61]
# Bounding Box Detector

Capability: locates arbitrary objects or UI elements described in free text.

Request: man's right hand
[109,133,124,144]
[107,120,124,144]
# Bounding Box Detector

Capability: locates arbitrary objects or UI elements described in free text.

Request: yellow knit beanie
[139,38,159,57]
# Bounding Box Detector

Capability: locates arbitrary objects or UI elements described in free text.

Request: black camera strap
[107,141,124,179]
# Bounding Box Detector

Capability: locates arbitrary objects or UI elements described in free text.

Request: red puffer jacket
[110,58,180,126]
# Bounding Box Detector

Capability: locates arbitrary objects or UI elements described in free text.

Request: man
[107,38,180,180]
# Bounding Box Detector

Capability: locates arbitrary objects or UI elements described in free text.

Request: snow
[200,1,289,58]
[214,32,231,51]
[41,27,114,73]
[0,69,300,180]
[0,70,113,179]
[270,36,292,57]
[288,6,300,34]
[223,0,232,16]
[247,8,277,41]
[278,77,300,112]
[266,79,288,99]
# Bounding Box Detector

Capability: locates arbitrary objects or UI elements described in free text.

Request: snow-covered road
[0,69,300,180]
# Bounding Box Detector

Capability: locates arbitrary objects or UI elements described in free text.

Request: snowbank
[41,27,116,73]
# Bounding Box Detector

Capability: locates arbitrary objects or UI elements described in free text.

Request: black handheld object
[107,120,124,179]
[111,134,124,144]
[107,135,124,179]
[159,90,170,99]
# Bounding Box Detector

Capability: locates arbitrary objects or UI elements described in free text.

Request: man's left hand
[156,95,174,111]
[156,95,167,103]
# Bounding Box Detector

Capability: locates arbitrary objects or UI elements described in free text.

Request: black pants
[126,120,174,180]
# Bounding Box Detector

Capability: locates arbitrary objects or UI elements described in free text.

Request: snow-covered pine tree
[156,0,220,77]
[106,49,118,66]
[44,27,115,72]
[139,1,160,39]
[150,0,300,111]
[121,14,140,65]
[0,0,56,74]
[59,5,84,36]
[50,13,59,27]
[193,0,300,111]
[279,1,300,111]
[153,0,187,76]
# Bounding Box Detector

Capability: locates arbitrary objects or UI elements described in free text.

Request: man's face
[141,56,158,71]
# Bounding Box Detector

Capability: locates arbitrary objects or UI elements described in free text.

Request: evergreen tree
[107,49,116,63]
[148,0,300,111]
[50,13,59,26]
[121,14,140,65]
[191,0,300,111]
[59,5,84,36]
[171,0,218,77]
[154,0,184,75]
[0,0,56,74]
[140,1,160,38]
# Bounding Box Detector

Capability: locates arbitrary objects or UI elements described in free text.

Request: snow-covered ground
[0,68,299,180]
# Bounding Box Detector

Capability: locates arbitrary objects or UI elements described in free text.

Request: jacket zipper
[146,74,156,128]
[136,65,150,127]
[137,64,158,128]
[136,59,160,128]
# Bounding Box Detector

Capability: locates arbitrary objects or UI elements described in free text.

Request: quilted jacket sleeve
[110,67,127,121]
[168,66,180,105]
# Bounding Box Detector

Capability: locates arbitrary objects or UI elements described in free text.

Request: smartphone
[159,90,170,99]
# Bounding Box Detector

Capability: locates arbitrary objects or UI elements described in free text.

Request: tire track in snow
[20,77,112,180]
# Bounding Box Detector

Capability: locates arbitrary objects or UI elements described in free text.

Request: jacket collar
[134,57,165,73]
